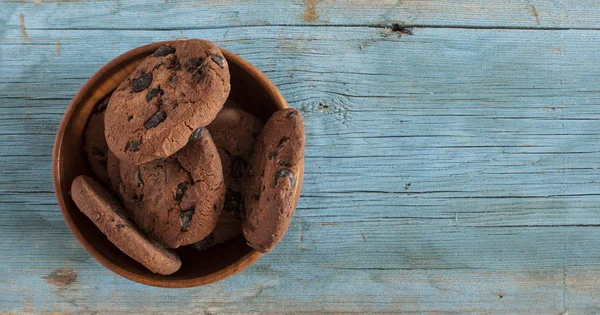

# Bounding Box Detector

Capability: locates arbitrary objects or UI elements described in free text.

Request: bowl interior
[53,42,294,287]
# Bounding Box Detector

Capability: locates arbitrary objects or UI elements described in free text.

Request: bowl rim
[52,41,290,288]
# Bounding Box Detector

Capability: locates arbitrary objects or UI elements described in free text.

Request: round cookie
[243,108,305,253]
[83,95,112,189]
[208,107,263,211]
[188,108,263,249]
[118,128,225,248]
[105,39,231,165]
[71,175,181,275]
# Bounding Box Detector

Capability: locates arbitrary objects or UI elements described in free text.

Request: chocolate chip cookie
[208,107,263,212]
[105,39,231,165]
[243,108,305,252]
[71,175,181,275]
[117,128,225,248]
[189,108,263,249]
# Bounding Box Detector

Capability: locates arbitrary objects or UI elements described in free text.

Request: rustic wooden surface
[2,1,600,314]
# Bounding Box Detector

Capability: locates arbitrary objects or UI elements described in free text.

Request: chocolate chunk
[146,88,164,102]
[230,157,248,179]
[116,223,125,231]
[127,115,133,121]
[224,189,244,216]
[166,58,181,70]
[286,109,299,118]
[185,58,208,81]
[209,54,225,69]
[132,193,144,202]
[185,58,205,71]
[269,137,289,160]
[131,73,153,93]
[175,182,189,202]
[189,127,205,141]
[144,109,167,129]
[274,169,295,189]
[136,168,144,187]
[125,140,142,152]
[180,208,195,232]
[152,45,176,57]
[279,160,293,167]
[192,233,215,251]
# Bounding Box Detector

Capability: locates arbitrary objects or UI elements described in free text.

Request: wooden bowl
[52,41,303,287]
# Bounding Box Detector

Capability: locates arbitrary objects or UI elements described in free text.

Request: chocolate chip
[175,182,189,202]
[279,160,293,167]
[136,168,144,187]
[209,54,225,69]
[287,110,299,118]
[146,88,164,102]
[180,208,195,232]
[125,140,142,152]
[230,157,248,179]
[274,169,295,189]
[144,109,167,129]
[189,127,205,140]
[152,45,176,57]
[127,115,133,121]
[116,223,125,231]
[269,137,289,160]
[131,73,153,92]
[192,233,215,251]
[97,97,109,112]
[185,58,208,82]
[224,189,244,217]
[166,58,181,71]
[185,58,205,71]
[169,76,179,83]
[132,193,144,202]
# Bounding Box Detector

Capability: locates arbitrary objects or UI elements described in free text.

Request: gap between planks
[11,24,600,31]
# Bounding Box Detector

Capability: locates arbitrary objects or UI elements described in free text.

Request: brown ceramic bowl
[52,41,303,287]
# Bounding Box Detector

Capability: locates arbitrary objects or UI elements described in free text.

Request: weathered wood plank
[2,17,600,315]
[3,0,600,30]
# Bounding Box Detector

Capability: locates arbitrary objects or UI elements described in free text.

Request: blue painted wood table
[2,1,600,314]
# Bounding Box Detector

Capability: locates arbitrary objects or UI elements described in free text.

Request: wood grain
[3,0,600,29]
[2,2,600,314]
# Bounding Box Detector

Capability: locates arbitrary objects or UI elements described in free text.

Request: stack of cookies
[71,39,305,275]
